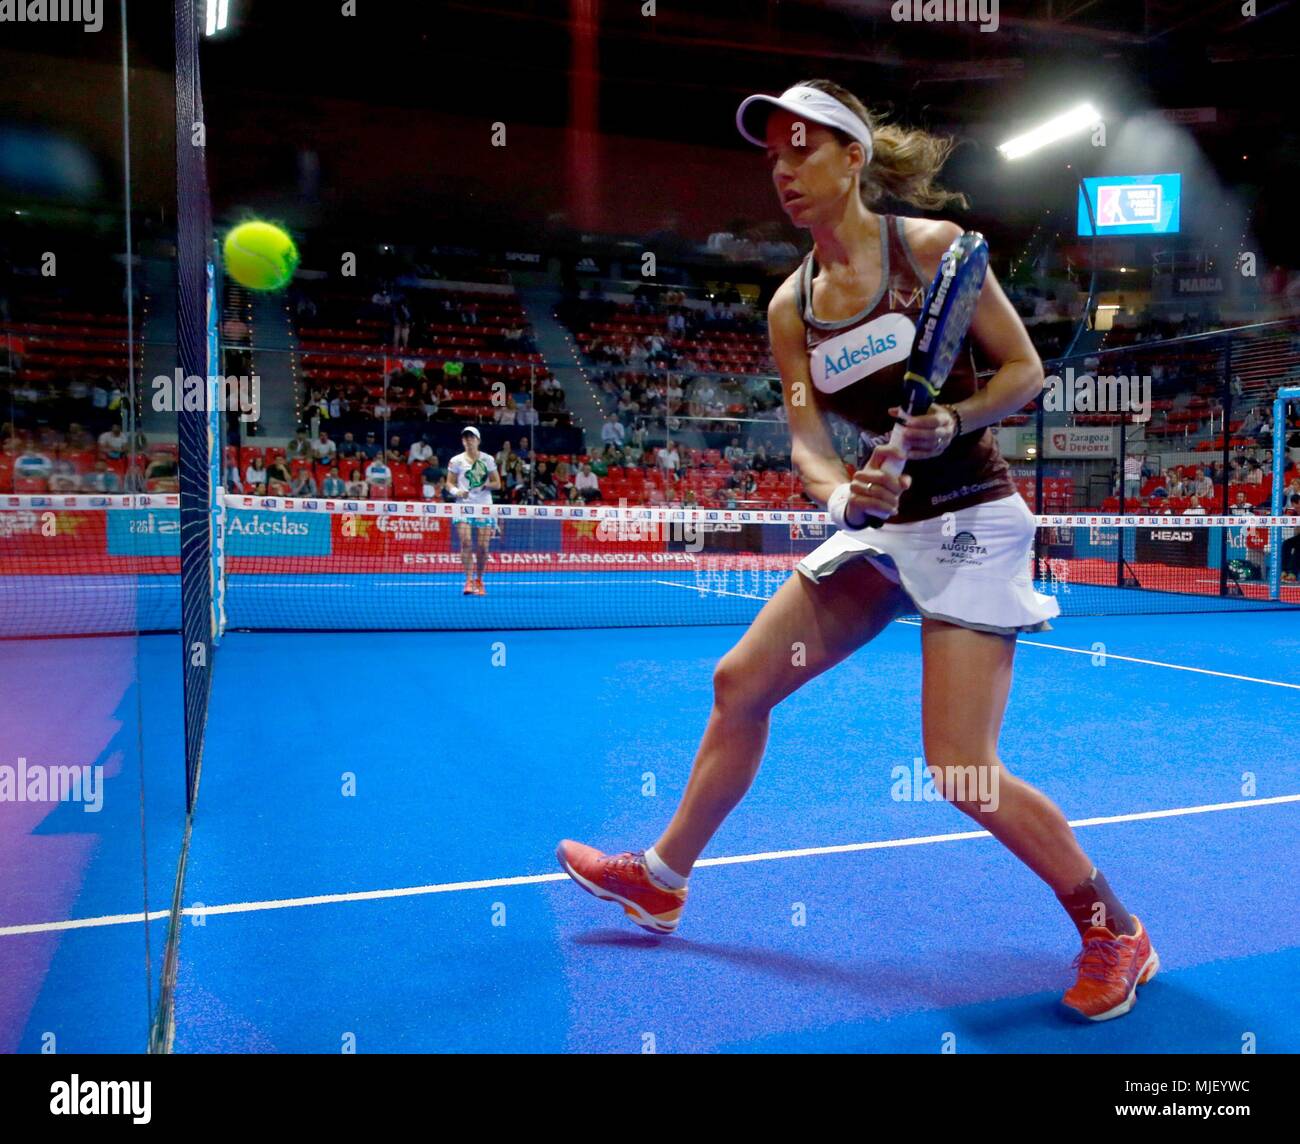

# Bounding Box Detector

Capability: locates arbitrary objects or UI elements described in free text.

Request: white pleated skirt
[796,493,1060,635]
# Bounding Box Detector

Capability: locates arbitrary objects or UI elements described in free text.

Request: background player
[446,425,502,596]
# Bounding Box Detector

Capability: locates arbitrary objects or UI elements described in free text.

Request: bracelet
[944,404,964,446]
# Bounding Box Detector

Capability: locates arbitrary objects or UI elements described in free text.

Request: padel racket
[864,230,989,526]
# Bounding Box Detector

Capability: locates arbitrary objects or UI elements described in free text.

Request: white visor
[462,426,480,439]
[736,84,873,163]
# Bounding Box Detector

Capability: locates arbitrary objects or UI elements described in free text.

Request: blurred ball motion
[222,220,299,290]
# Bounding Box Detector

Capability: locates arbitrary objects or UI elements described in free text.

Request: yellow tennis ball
[223,221,299,291]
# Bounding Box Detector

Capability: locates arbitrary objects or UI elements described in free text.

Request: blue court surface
[0,634,186,1053]
[146,607,1300,1053]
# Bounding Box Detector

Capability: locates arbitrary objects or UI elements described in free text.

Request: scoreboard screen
[1078,174,1181,236]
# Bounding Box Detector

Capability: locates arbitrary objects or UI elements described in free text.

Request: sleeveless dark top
[796,214,1014,524]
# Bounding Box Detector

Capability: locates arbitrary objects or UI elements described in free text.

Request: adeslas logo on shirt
[812,312,913,394]
[827,331,896,371]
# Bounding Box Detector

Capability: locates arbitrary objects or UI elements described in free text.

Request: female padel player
[558,81,1156,1021]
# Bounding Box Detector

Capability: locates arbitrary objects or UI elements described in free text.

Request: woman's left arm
[894,220,1045,459]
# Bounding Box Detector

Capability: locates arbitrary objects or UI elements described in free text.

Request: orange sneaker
[555,840,687,934]
[1061,916,1159,1021]
[473,577,486,596]
[462,576,475,595]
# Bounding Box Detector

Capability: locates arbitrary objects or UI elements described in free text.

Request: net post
[1033,389,1044,515]
[1118,415,1127,515]
[1032,388,1045,579]
[1272,386,1300,601]
[1219,334,1233,598]
[1116,411,1126,589]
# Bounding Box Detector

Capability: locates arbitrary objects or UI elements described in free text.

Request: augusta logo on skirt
[938,529,988,566]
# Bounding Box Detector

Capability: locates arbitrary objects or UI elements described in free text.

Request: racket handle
[860,422,907,529]
[878,421,907,477]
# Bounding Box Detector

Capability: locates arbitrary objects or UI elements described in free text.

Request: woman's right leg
[652,557,906,877]
[457,523,473,580]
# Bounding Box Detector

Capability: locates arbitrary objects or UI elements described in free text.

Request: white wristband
[827,482,855,530]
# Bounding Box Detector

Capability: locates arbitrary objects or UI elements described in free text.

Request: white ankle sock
[643,846,688,891]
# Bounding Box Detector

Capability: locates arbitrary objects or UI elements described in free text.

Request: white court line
[651,587,1300,689]
[650,579,774,603]
[894,619,1300,690]
[3,793,1295,939]
[0,909,172,937]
